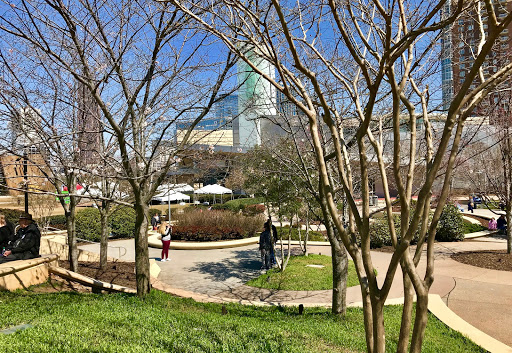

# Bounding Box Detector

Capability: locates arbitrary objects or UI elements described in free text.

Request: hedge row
[171,225,246,241]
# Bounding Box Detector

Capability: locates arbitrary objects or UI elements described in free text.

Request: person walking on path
[259,222,273,270]
[467,201,474,213]
[158,222,171,262]
[0,213,40,264]
[0,214,14,250]
[151,213,161,231]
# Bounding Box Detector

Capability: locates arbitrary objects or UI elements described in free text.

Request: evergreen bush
[75,208,102,242]
[436,204,464,242]
[110,207,136,238]
[0,208,23,225]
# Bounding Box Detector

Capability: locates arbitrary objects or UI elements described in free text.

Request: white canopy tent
[194,184,232,203]
[156,183,194,193]
[152,191,190,203]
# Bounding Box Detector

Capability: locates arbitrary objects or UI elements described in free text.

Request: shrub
[172,225,245,241]
[0,208,23,225]
[462,221,486,234]
[436,204,464,242]
[75,208,102,242]
[47,214,67,230]
[242,204,265,216]
[174,209,264,240]
[110,207,136,238]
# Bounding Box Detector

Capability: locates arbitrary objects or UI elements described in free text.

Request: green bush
[213,197,264,212]
[462,221,486,234]
[46,214,67,230]
[436,204,464,242]
[75,208,102,242]
[110,207,136,238]
[0,208,23,225]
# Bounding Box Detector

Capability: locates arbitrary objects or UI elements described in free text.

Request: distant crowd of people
[0,212,40,264]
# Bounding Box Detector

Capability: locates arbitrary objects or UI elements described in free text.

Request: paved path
[79,230,512,348]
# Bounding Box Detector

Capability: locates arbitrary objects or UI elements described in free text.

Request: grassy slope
[0,290,486,353]
[247,254,359,290]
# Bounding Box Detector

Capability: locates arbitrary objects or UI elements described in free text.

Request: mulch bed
[59,260,137,289]
[463,214,490,228]
[451,250,512,272]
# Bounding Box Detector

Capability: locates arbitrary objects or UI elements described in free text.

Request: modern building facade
[442,0,512,114]
[237,49,276,148]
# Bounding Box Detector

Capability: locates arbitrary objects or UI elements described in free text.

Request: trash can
[369,195,379,206]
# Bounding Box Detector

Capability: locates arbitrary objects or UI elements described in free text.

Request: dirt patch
[30,261,137,294]
[59,260,137,288]
[452,250,512,272]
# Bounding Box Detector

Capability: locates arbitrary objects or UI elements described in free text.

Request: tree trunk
[410,293,429,353]
[134,203,151,298]
[99,209,109,270]
[66,208,78,272]
[371,300,386,353]
[331,242,347,316]
[397,272,414,353]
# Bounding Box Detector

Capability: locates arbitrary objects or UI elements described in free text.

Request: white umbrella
[194,184,232,203]
[152,191,190,203]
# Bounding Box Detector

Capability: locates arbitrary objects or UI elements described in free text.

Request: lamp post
[167,182,171,224]
[23,150,28,213]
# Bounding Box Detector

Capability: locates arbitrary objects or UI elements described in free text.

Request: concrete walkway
[79,227,512,348]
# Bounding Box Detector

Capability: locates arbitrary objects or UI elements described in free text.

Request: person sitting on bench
[0,213,40,264]
[497,215,507,234]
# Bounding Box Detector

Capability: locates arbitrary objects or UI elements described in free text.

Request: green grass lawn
[276,227,326,242]
[246,254,360,290]
[0,289,485,353]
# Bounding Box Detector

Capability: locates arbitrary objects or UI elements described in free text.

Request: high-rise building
[442,0,512,114]
[237,49,276,148]
[75,83,101,163]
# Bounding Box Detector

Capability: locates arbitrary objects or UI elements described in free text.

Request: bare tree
[172,0,512,351]
[0,0,237,297]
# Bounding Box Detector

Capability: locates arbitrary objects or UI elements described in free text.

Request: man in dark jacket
[0,212,40,264]
[259,222,273,270]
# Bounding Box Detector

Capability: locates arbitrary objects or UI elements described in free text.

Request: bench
[0,254,59,291]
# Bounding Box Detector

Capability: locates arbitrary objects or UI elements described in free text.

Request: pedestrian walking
[158,222,171,262]
[467,201,474,213]
[259,222,272,270]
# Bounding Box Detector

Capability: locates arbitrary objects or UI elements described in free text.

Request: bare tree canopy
[170,0,512,352]
[0,0,237,296]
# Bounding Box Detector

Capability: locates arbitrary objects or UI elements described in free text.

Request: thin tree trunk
[66,208,78,272]
[134,203,151,297]
[410,293,429,353]
[397,272,414,353]
[371,300,386,353]
[99,209,109,270]
[331,238,347,316]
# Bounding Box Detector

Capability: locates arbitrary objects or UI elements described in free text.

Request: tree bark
[99,208,109,270]
[134,203,151,298]
[397,272,414,353]
[331,240,347,316]
[410,293,429,353]
[65,207,78,272]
